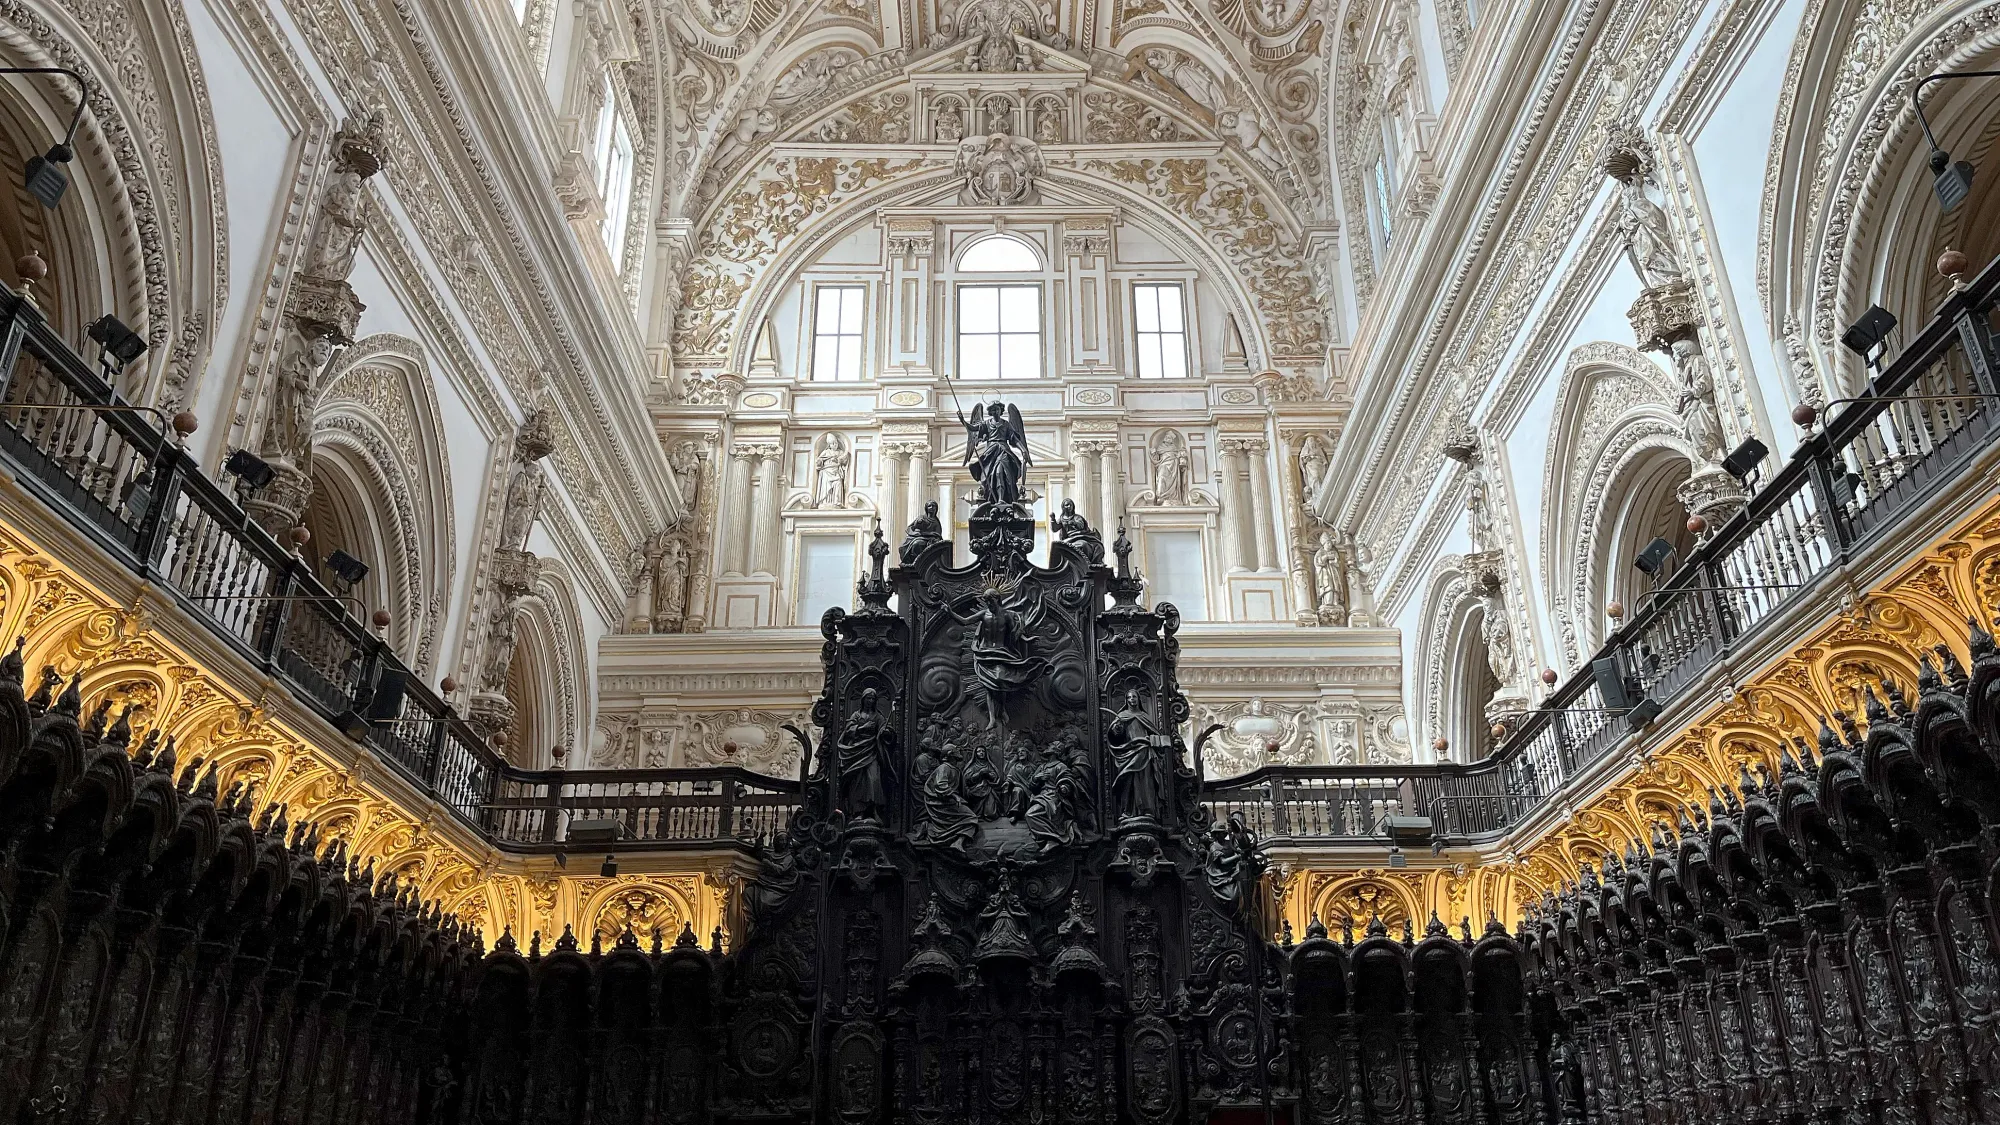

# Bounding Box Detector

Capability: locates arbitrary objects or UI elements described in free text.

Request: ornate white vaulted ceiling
[651,0,1339,373]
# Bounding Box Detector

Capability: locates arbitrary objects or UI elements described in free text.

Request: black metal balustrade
[2,250,1996,853]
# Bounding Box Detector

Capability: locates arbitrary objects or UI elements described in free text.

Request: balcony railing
[2,251,1995,853]
[1203,255,2000,844]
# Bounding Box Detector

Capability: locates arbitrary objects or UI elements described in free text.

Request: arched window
[958,235,1040,272]
[956,235,1044,380]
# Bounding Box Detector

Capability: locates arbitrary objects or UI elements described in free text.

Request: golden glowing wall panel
[0,515,735,949]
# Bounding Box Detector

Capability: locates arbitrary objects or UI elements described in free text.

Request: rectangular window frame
[955,283,1044,381]
[1131,282,1191,380]
[810,283,868,382]
[596,76,636,265]
[1143,526,1209,622]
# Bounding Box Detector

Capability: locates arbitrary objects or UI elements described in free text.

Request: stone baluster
[1244,438,1277,571]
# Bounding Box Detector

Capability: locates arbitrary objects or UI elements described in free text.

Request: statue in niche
[901,500,943,564]
[1671,341,1727,463]
[1146,430,1191,506]
[934,101,966,144]
[911,741,980,851]
[1297,432,1330,497]
[813,433,852,509]
[958,401,1031,506]
[1106,688,1172,823]
[974,869,1033,959]
[1464,463,1498,554]
[1033,107,1063,145]
[655,536,689,623]
[1312,529,1347,625]
[262,329,334,461]
[1053,498,1104,563]
[835,688,892,821]
[1202,816,1255,911]
[1477,576,1518,687]
[1606,138,1686,290]
[944,580,1049,728]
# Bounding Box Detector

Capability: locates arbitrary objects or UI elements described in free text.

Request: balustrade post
[541,775,564,844]
[133,444,186,577]
[0,294,28,398]
[1267,775,1290,838]
[255,558,301,668]
[1699,558,1738,645]
[1951,299,2000,397]
[1804,443,1856,552]
[424,714,448,787]
[720,777,739,838]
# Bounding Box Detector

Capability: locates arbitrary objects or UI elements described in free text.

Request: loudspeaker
[365,668,407,723]
[1593,656,1635,710]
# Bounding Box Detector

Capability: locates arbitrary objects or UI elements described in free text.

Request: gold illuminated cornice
[1271,495,2000,936]
[0,513,736,950]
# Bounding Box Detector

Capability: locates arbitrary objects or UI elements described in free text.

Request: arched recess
[0,0,226,403]
[1539,342,1695,666]
[1767,4,2000,395]
[1414,557,1499,764]
[708,164,1296,380]
[310,335,456,677]
[501,561,590,770]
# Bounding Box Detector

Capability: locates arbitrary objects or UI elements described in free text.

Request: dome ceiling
[652,0,1339,373]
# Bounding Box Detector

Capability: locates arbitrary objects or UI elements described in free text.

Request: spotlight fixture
[1912,70,2000,212]
[1625,697,1664,730]
[1387,845,1407,869]
[1933,149,1978,211]
[600,854,619,879]
[1721,437,1770,484]
[22,144,70,209]
[1841,305,1898,366]
[87,315,148,370]
[324,549,370,586]
[223,448,275,490]
[1633,536,1675,576]
[0,67,91,209]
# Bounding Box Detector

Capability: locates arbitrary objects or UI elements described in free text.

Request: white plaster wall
[184,0,298,469]
[344,248,502,674]
[1689,0,1810,459]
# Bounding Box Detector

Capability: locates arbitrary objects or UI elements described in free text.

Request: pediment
[905,35,1093,87]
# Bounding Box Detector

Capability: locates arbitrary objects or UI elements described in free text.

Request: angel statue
[944,578,1049,728]
[959,400,1031,507]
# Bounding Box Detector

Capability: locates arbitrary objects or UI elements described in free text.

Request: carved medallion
[889,390,925,406]
[1219,387,1257,404]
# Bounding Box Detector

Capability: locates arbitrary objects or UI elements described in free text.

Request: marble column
[749,448,783,575]
[879,447,907,543]
[722,447,756,575]
[1071,447,1098,527]
[1216,440,1250,573]
[1097,447,1121,535]
[1245,438,1278,571]
[908,440,933,530]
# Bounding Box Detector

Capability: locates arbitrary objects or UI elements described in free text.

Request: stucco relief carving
[1193,697,1316,777]
[954,133,1045,205]
[1083,155,1323,359]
